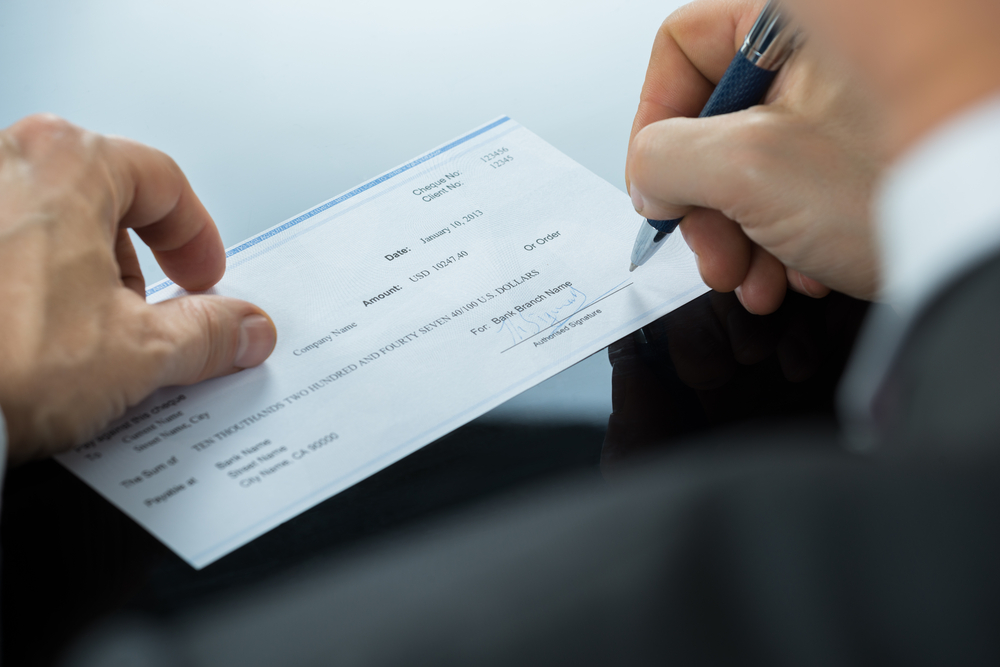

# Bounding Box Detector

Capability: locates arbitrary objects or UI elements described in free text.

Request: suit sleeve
[0,406,7,494]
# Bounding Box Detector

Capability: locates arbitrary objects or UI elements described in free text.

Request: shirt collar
[878,92,1000,321]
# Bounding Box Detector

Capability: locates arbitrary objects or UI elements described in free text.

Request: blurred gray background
[0,0,686,425]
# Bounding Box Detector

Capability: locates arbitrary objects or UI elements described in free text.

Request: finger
[661,294,736,390]
[776,306,825,383]
[708,290,779,365]
[608,335,636,369]
[115,229,146,296]
[735,244,787,315]
[103,137,225,292]
[607,334,669,417]
[628,109,783,222]
[786,267,831,298]
[603,335,675,474]
[147,295,277,387]
[627,0,767,187]
[678,208,752,293]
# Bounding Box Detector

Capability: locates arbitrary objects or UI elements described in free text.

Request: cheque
[57,117,708,568]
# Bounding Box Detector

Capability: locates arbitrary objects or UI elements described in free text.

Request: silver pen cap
[740,1,800,71]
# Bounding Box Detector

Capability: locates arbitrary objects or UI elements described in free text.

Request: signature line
[500,282,634,354]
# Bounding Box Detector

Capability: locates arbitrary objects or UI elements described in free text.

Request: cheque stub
[57,117,709,568]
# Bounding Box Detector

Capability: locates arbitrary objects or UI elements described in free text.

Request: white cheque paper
[58,117,709,568]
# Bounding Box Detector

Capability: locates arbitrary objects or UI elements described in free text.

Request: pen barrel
[698,53,778,119]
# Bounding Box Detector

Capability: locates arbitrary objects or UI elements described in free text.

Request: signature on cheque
[497,285,588,346]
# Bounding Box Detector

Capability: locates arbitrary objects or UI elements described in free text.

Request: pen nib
[629,263,638,273]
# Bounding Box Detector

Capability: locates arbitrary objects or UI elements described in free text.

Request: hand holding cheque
[0,115,276,464]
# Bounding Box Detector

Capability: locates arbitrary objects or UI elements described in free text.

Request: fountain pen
[629,0,798,271]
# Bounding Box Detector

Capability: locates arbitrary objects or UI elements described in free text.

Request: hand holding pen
[624,0,882,314]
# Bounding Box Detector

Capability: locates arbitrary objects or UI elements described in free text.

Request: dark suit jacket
[879,253,1000,457]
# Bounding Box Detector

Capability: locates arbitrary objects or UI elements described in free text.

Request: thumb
[149,295,277,387]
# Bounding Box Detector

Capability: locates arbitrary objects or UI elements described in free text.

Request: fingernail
[630,186,645,214]
[734,286,757,315]
[235,314,276,368]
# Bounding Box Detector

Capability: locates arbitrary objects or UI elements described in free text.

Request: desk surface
[0,3,868,665]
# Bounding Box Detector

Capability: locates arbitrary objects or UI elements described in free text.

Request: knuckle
[172,298,237,380]
[13,112,71,135]
[124,302,174,372]
[629,124,660,177]
[7,113,78,148]
[1,115,108,200]
[161,151,183,177]
[726,111,785,191]
[656,15,676,39]
[120,136,182,176]
[658,3,690,36]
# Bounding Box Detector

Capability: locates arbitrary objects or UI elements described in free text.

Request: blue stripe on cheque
[146,116,512,297]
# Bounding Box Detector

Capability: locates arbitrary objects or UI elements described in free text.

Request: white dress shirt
[840,93,1000,446]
